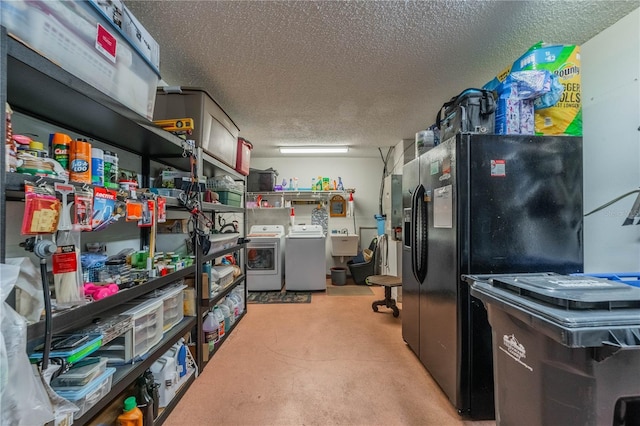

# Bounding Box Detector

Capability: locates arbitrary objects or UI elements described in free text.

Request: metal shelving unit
[0,27,247,425]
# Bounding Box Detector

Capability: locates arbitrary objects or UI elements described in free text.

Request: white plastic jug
[150,355,177,408]
[223,297,238,321]
[213,306,225,339]
[203,311,219,351]
[219,303,233,332]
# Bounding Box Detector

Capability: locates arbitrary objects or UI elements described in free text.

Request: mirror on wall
[329,195,346,217]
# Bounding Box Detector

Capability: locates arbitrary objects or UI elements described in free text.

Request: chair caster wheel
[372,303,378,312]
[392,309,399,318]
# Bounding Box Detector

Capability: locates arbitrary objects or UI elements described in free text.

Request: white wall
[250,156,385,272]
[582,8,640,272]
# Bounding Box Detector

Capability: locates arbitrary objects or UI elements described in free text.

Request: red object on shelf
[235,137,252,176]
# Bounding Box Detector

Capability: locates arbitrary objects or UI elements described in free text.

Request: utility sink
[331,234,359,257]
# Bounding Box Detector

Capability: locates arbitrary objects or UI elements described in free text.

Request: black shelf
[202,243,246,264]
[76,316,197,426]
[201,151,244,180]
[5,36,191,170]
[202,275,245,309]
[27,266,195,341]
[154,369,196,425]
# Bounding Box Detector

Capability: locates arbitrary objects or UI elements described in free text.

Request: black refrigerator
[402,133,584,419]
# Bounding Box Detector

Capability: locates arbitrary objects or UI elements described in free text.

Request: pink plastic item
[84,283,118,300]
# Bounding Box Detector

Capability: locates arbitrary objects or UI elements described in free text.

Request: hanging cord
[377,147,393,216]
[584,189,640,225]
[20,237,57,370]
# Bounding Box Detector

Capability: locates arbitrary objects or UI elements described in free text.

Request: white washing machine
[285,224,326,291]
[246,225,285,291]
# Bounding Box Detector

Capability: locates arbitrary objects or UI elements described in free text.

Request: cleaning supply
[103,151,119,189]
[219,302,232,332]
[50,133,71,170]
[347,192,354,217]
[175,339,188,378]
[203,312,219,352]
[91,147,104,186]
[290,207,295,228]
[117,396,143,426]
[213,306,225,339]
[135,375,154,426]
[69,138,92,184]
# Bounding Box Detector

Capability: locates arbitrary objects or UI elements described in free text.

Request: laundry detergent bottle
[117,396,143,426]
[203,311,219,352]
[213,306,226,339]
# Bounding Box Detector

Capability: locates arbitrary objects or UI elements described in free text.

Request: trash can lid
[464,273,640,348]
[489,274,640,309]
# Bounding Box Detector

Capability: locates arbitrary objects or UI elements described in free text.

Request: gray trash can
[330,267,347,286]
[464,273,640,426]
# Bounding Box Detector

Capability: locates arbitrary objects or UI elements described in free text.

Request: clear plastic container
[54,367,116,420]
[50,357,108,388]
[213,265,235,289]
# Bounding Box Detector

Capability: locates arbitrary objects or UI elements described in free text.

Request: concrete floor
[165,282,496,426]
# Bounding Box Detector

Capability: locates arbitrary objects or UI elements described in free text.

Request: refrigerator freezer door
[419,140,461,413]
[402,158,420,355]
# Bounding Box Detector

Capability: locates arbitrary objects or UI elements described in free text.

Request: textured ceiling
[126,1,639,158]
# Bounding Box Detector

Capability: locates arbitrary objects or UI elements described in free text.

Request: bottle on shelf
[135,376,154,426]
[117,396,143,426]
[213,306,226,340]
[218,302,233,332]
[203,311,219,352]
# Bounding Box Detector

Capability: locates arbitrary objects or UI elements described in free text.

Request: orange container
[69,139,92,184]
[117,396,143,426]
[51,133,72,170]
[235,137,252,176]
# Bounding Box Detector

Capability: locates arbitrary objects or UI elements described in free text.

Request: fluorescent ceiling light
[279,146,349,154]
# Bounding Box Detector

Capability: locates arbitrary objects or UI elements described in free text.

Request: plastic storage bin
[208,233,239,255]
[213,265,235,289]
[247,168,277,192]
[236,138,252,176]
[153,87,239,168]
[50,357,109,388]
[142,283,188,332]
[96,299,163,363]
[0,0,160,120]
[54,367,116,420]
[466,273,640,426]
[29,334,103,364]
[216,189,243,207]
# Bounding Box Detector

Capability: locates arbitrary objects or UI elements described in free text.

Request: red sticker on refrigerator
[491,159,506,177]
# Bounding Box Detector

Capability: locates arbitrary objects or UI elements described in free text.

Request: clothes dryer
[246,225,285,291]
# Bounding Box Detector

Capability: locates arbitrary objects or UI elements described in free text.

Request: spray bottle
[290,207,295,228]
[348,192,354,217]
